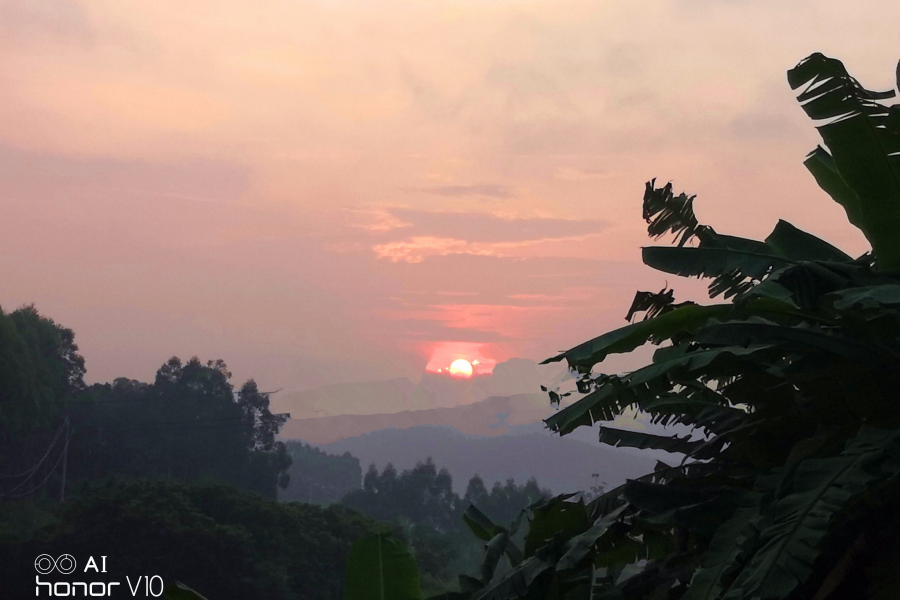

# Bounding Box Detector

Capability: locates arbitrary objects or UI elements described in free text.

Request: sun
[448,359,473,378]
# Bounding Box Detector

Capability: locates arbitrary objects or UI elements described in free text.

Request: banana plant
[163,581,211,600]
[444,53,900,600]
[345,533,423,600]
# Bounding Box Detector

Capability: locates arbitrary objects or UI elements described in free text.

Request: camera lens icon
[35,555,55,574]
[35,554,77,575]
[56,554,77,574]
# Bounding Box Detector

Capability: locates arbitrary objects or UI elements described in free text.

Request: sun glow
[423,342,497,376]
[448,359,473,377]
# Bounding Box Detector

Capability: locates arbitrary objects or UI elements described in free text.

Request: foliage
[342,461,552,597]
[1,479,391,600]
[345,532,423,600]
[463,476,552,530]
[280,441,363,504]
[64,357,291,498]
[164,581,212,600]
[441,53,900,600]
[0,305,85,467]
[789,53,900,270]
[344,459,461,533]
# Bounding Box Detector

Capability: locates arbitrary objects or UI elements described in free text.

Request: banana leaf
[344,533,421,600]
[789,53,900,270]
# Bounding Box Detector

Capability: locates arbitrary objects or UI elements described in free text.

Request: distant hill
[310,424,658,496]
[273,377,418,420]
[274,356,662,497]
[270,357,563,420]
[278,392,552,444]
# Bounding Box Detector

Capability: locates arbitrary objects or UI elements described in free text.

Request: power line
[0,418,70,499]
[73,418,254,432]
[0,418,67,479]
[0,434,69,498]
[1,388,291,499]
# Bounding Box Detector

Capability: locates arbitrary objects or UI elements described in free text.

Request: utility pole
[60,417,70,502]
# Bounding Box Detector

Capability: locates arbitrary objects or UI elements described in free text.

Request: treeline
[280,442,555,595]
[341,459,551,596]
[280,442,362,504]
[0,304,290,500]
[66,358,290,498]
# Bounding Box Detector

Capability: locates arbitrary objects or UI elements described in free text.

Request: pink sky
[0,0,895,393]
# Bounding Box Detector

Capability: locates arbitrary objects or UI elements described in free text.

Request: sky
[1,0,898,396]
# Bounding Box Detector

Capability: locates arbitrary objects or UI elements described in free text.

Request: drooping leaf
[471,552,556,600]
[459,574,484,593]
[694,320,886,363]
[763,219,853,263]
[734,277,799,309]
[344,533,422,600]
[545,344,774,435]
[760,260,860,310]
[642,179,711,247]
[481,532,511,584]
[828,284,900,310]
[624,287,680,322]
[598,426,703,456]
[789,52,900,270]
[525,496,590,557]
[556,504,631,575]
[622,480,717,516]
[542,303,734,368]
[723,429,900,600]
[427,592,472,600]
[681,507,763,600]
[803,146,865,232]
[640,396,748,435]
[642,246,794,299]
[463,503,506,542]
[163,581,211,600]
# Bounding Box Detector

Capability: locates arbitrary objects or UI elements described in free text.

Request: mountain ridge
[303,423,658,496]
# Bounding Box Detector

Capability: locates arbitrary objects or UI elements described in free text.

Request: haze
[1,0,892,398]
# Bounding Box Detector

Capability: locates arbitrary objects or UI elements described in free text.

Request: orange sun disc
[448,359,473,377]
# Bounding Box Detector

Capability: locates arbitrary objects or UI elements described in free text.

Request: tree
[463,476,551,529]
[343,459,459,533]
[280,442,362,504]
[0,305,86,497]
[0,304,85,433]
[342,462,556,596]
[447,53,900,600]
[66,356,291,498]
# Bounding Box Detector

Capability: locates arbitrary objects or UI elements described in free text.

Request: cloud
[0,0,92,44]
[383,208,606,243]
[374,236,489,262]
[378,302,565,342]
[367,208,607,262]
[346,207,413,233]
[553,166,617,181]
[0,144,251,204]
[372,233,604,263]
[417,184,513,198]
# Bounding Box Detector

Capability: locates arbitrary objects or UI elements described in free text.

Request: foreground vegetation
[342,460,551,595]
[2,479,392,599]
[416,52,900,600]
